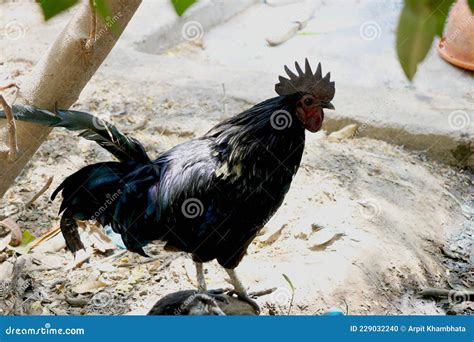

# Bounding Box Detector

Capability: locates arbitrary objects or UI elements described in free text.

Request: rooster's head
[275,59,335,132]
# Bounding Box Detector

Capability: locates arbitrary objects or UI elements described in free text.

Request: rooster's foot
[224,268,261,315]
[205,288,232,304]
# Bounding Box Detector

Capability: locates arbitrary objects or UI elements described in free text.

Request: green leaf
[432,0,455,36]
[468,0,474,12]
[94,0,121,35]
[282,274,295,293]
[171,0,197,16]
[19,230,36,246]
[94,0,112,22]
[8,231,36,255]
[396,1,438,80]
[38,0,79,20]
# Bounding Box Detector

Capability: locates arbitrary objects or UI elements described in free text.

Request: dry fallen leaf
[89,228,116,253]
[96,262,116,273]
[0,233,12,252]
[28,253,65,271]
[66,248,92,270]
[259,224,288,247]
[0,261,13,282]
[0,218,22,246]
[148,260,162,272]
[309,233,345,251]
[72,279,107,294]
[328,124,358,141]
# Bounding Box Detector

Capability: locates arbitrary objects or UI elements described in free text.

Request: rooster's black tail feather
[0,104,150,163]
[53,161,137,253]
[0,104,154,254]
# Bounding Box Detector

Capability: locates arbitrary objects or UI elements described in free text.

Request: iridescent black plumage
[0,61,334,272]
[2,95,304,268]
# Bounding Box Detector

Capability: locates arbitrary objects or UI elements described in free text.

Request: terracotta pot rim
[438,37,474,71]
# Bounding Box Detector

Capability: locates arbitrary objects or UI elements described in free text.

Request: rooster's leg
[195,262,207,292]
[194,263,230,304]
[225,268,260,314]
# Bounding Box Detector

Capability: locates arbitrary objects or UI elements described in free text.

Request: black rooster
[1,59,335,313]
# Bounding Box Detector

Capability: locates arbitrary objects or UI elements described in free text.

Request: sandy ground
[0,1,472,316]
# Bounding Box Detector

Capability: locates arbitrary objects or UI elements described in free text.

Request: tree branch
[0,0,142,198]
[25,176,53,207]
[0,95,18,161]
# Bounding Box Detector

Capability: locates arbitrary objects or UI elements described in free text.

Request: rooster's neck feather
[205,95,305,184]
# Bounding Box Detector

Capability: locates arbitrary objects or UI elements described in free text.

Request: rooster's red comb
[275,59,335,102]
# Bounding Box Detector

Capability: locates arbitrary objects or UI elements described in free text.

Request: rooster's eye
[303,97,314,106]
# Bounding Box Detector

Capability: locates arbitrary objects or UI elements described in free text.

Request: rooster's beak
[321,102,335,110]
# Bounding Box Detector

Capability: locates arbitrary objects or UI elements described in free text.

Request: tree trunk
[0,0,141,198]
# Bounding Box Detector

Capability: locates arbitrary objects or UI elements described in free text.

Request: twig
[29,225,60,249]
[117,255,162,268]
[117,250,184,269]
[249,287,277,297]
[85,0,97,50]
[0,83,19,92]
[25,176,53,207]
[0,95,18,161]
[125,117,150,132]
[85,249,127,269]
[0,83,19,105]
[117,253,181,268]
